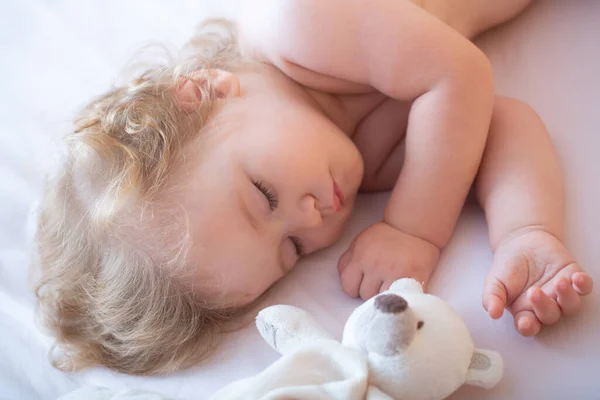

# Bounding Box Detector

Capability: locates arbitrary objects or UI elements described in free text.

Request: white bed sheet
[1,1,599,399]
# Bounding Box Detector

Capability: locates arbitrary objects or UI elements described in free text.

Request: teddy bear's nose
[375,294,408,314]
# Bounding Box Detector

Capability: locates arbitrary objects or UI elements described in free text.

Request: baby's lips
[333,191,342,212]
[333,181,345,210]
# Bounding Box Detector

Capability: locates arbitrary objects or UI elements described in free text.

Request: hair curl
[33,19,248,375]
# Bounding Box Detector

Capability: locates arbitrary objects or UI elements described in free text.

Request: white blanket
[2,1,599,399]
[209,341,390,400]
[60,340,392,400]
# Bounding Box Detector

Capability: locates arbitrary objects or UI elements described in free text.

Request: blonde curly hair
[33,19,249,375]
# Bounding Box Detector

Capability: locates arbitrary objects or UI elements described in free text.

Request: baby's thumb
[337,248,353,274]
[483,276,508,319]
[337,241,357,274]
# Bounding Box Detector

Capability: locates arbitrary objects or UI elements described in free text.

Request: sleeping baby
[33,0,593,375]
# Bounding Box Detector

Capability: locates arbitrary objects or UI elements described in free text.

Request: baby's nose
[375,294,408,314]
[294,195,323,230]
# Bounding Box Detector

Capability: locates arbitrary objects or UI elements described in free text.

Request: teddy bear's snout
[375,294,408,314]
[355,293,417,356]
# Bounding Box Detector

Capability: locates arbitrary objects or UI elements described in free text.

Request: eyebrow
[237,186,288,274]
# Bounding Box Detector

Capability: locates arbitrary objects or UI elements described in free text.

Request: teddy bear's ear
[256,305,333,356]
[389,278,424,294]
[465,348,504,389]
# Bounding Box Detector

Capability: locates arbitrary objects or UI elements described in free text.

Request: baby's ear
[175,69,241,111]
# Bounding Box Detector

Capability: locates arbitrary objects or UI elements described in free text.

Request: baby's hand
[337,222,440,300]
[483,228,593,336]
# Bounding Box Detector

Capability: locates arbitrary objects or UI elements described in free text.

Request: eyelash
[253,180,305,256]
[253,180,278,210]
[290,236,305,257]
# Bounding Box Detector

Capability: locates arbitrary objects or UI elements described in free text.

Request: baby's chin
[321,209,354,249]
[339,193,357,224]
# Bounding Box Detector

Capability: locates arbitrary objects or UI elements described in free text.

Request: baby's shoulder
[237,0,334,63]
[236,0,371,94]
[237,0,333,52]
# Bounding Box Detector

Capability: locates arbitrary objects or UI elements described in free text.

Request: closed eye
[252,180,304,257]
[253,180,278,210]
[290,236,305,257]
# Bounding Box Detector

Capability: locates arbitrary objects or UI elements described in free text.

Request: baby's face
[181,73,364,305]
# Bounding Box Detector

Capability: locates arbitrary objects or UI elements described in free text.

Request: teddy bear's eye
[417,321,424,330]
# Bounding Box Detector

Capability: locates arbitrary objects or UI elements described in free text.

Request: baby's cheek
[254,267,283,292]
[311,217,348,252]
[327,224,346,247]
[229,279,272,307]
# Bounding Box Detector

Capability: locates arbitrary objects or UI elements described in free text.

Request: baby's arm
[245,0,494,297]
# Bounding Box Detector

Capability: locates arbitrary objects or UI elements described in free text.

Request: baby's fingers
[482,276,508,319]
[359,275,383,301]
[572,272,593,295]
[530,287,561,325]
[380,280,397,294]
[514,310,541,336]
[339,262,363,298]
[555,277,581,316]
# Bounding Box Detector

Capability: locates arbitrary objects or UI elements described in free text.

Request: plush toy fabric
[211,278,503,400]
[342,278,503,399]
[57,387,176,400]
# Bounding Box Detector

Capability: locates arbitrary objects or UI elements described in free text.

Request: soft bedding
[1,1,599,399]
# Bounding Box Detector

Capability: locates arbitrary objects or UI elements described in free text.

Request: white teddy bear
[341,278,503,399]
[211,278,504,400]
[59,278,504,400]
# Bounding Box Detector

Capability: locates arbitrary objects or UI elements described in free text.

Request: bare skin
[182,0,592,336]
